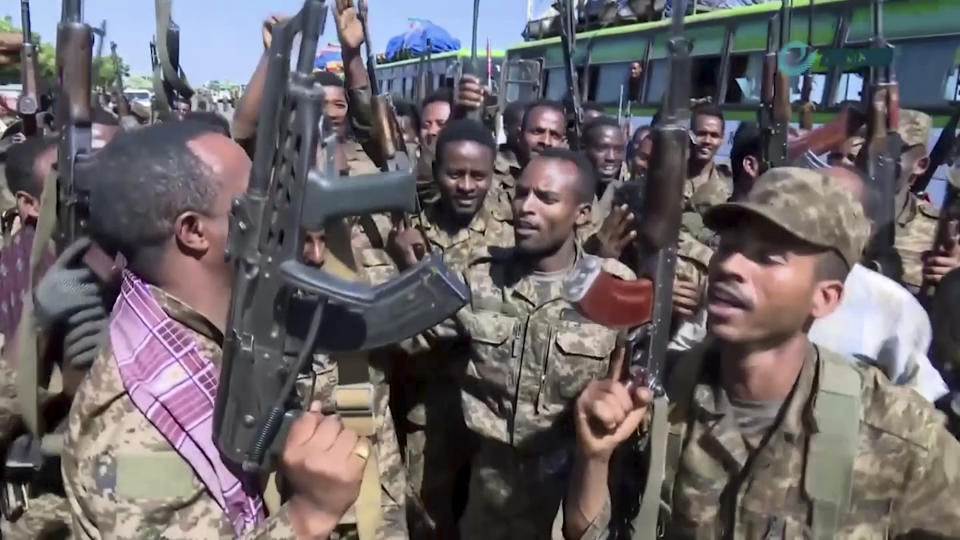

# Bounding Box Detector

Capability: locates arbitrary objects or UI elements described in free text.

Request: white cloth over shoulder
[809,263,949,402]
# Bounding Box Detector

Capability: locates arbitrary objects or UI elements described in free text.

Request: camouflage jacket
[419,206,514,273]
[579,340,960,539]
[684,161,732,216]
[488,147,521,224]
[456,251,635,454]
[894,192,938,294]
[63,285,407,539]
[344,140,400,287]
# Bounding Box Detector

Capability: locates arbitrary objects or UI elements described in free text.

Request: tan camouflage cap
[898,109,932,149]
[704,167,870,269]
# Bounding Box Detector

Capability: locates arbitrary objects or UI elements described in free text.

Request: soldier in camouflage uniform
[421,148,635,539]
[488,101,568,227]
[582,117,628,231]
[684,104,732,215]
[62,122,388,539]
[893,109,960,294]
[386,120,513,537]
[565,167,960,540]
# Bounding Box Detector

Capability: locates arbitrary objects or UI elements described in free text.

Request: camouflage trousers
[404,385,475,539]
[459,440,573,540]
[0,492,72,540]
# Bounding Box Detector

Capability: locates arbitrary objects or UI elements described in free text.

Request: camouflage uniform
[62,285,406,539]
[894,109,936,294]
[455,250,635,539]
[684,161,732,215]
[399,208,513,537]
[488,147,521,226]
[578,342,960,539]
[342,140,400,287]
[577,167,960,539]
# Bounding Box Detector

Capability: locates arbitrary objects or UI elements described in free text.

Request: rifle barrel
[471,0,480,67]
[20,0,31,40]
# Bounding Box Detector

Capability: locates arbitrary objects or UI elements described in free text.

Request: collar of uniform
[144,283,224,345]
[897,191,920,226]
[503,244,582,307]
[495,146,520,173]
[692,340,817,434]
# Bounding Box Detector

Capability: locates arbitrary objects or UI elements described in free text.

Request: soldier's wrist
[287,496,340,540]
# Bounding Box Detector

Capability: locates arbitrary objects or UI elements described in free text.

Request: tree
[0,15,137,92]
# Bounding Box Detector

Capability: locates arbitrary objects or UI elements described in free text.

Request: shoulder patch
[858,364,942,450]
[598,257,637,280]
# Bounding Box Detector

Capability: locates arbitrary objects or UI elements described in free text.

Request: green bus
[500,0,960,199]
[375,48,506,102]
[376,49,506,101]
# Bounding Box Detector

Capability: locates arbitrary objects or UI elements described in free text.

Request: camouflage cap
[898,109,932,149]
[704,167,870,269]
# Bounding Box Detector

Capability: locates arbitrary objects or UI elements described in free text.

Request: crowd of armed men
[0,0,959,538]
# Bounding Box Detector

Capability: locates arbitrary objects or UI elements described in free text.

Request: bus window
[594,63,631,104]
[645,59,668,103]
[836,70,865,103]
[893,38,960,107]
[545,67,566,100]
[727,53,763,103]
[691,57,723,102]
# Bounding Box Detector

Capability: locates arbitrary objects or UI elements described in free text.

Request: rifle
[859,0,902,281]
[212,0,468,473]
[758,0,792,171]
[921,165,960,303]
[152,0,194,120]
[91,20,106,91]
[17,0,39,137]
[798,1,814,131]
[110,42,131,117]
[463,0,482,122]
[557,0,583,149]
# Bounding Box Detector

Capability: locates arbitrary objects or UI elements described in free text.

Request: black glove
[33,238,110,369]
[33,238,104,329]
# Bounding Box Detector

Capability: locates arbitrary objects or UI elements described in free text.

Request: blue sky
[1,0,529,84]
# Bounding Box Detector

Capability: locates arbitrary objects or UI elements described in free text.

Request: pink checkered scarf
[110,270,264,535]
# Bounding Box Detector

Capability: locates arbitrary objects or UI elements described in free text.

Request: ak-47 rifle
[564,1,692,536]
[212,0,468,473]
[758,0,792,171]
[798,1,814,131]
[859,0,902,281]
[557,0,584,149]
[17,0,39,137]
[53,0,117,280]
[921,165,960,304]
[110,42,131,118]
[462,0,482,123]
[152,0,194,120]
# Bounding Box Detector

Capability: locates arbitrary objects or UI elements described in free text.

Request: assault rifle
[557,0,584,149]
[17,0,39,137]
[912,105,960,195]
[152,0,194,120]
[212,0,468,473]
[758,0,792,171]
[562,1,692,536]
[859,0,902,281]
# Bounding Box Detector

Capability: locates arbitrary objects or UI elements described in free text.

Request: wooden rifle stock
[18,0,39,136]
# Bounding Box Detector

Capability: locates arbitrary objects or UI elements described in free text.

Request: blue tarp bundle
[385,19,461,62]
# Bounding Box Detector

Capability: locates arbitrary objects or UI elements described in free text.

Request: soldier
[500,100,528,169]
[685,103,732,213]
[809,165,948,402]
[729,120,761,201]
[582,117,627,222]
[564,167,960,539]
[420,90,452,154]
[387,119,513,537]
[488,100,569,225]
[893,110,960,294]
[62,121,374,539]
[582,102,606,124]
[426,147,636,539]
[626,125,651,180]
